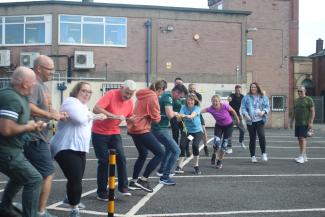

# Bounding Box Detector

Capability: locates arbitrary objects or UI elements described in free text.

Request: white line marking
[48,206,123,216]
[0,189,3,193]
[125,138,214,216]
[134,207,325,216]
[170,173,325,178]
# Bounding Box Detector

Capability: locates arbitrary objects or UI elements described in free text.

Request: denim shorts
[24,140,55,178]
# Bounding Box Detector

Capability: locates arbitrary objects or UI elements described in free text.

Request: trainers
[262,153,268,161]
[159,177,176,186]
[96,192,108,202]
[174,166,184,174]
[156,172,175,177]
[69,208,80,217]
[118,188,132,196]
[251,156,258,163]
[134,179,153,193]
[295,156,305,164]
[204,146,209,157]
[303,155,308,162]
[216,160,223,169]
[63,197,86,209]
[194,166,202,175]
[240,142,246,149]
[129,180,141,190]
[226,148,233,154]
[211,153,216,165]
[38,210,58,217]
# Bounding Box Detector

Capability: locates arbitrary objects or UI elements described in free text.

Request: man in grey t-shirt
[24,55,67,217]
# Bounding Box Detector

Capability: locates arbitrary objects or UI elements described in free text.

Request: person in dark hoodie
[127,80,167,193]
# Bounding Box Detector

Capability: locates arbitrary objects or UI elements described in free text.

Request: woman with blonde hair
[201,95,239,169]
[175,93,203,175]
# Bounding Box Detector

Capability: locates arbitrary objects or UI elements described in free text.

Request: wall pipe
[144,20,152,87]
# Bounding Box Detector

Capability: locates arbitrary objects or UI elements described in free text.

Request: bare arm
[30,103,67,121]
[308,106,315,129]
[0,118,44,137]
[93,104,123,120]
[165,106,177,120]
[228,106,240,124]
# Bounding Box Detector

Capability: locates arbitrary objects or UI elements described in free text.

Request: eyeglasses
[80,89,92,94]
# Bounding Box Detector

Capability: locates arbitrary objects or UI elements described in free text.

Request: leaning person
[50,82,106,217]
[176,93,203,175]
[201,95,239,169]
[92,80,136,200]
[0,67,44,217]
[127,80,167,193]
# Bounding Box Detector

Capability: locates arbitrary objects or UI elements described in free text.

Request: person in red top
[127,80,167,193]
[92,80,136,200]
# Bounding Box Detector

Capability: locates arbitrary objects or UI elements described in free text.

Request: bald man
[0,67,45,217]
[23,55,67,217]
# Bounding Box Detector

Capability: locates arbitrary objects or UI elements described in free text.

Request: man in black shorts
[290,86,315,164]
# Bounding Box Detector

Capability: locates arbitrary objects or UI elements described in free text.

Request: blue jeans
[130,132,164,179]
[92,133,128,194]
[152,128,180,179]
[0,151,42,217]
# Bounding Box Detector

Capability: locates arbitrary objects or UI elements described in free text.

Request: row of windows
[0,15,127,47]
[1,14,253,54]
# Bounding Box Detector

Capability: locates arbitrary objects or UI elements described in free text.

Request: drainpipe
[144,20,152,87]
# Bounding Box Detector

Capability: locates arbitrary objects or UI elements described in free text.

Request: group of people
[0,55,315,217]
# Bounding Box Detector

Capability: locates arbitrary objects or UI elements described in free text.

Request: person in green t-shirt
[0,67,45,217]
[290,86,315,164]
[152,83,187,185]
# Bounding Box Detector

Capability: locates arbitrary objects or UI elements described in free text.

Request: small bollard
[108,150,116,217]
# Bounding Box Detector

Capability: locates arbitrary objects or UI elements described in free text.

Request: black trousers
[246,120,266,157]
[55,150,86,206]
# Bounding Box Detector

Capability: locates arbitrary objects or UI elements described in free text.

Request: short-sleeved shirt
[92,89,133,135]
[28,78,52,142]
[152,91,173,130]
[294,96,314,126]
[0,86,30,155]
[180,105,202,133]
[206,103,233,126]
[229,93,243,116]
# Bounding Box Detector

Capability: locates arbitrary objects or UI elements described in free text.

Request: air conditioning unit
[0,50,11,67]
[74,51,95,69]
[20,52,40,68]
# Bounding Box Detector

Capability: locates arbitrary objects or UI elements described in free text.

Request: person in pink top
[127,80,167,193]
[92,80,136,200]
[201,95,239,169]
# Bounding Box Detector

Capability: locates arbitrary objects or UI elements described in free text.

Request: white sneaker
[295,156,305,164]
[251,156,257,163]
[226,148,233,154]
[303,155,308,162]
[240,142,246,149]
[262,153,268,162]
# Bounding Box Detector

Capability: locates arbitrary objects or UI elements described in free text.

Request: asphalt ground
[1,127,325,217]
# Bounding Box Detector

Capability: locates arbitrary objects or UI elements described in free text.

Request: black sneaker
[129,180,141,190]
[211,154,216,165]
[194,166,202,175]
[204,146,209,157]
[216,160,223,169]
[174,166,184,174]
[135,179,153,193]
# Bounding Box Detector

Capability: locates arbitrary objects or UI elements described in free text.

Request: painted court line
[125,137,214,216]
[134,207,325,216]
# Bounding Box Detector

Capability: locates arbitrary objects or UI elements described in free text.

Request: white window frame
[59,14,127,47]
[271,95,286,112]
[1,15,52,46]
[247,39,253,56]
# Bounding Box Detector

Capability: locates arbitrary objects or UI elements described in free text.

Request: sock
[193,155,199,167]
[178,157,185,168]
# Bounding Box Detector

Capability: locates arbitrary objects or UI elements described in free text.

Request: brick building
[0,0,299,128]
